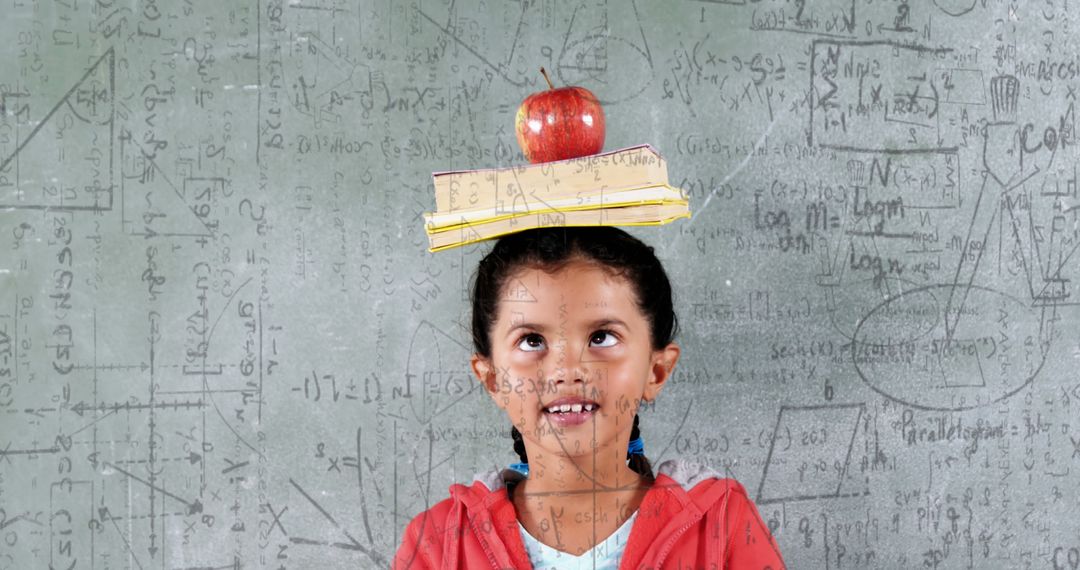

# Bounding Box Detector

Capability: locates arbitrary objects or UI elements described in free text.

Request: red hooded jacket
[393,458,786,569]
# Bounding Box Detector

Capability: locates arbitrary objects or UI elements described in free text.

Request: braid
[509,415,655,483]
[511,425,528,463]
[627,413,655,482]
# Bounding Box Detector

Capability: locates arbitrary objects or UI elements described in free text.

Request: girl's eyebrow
[504,318,630,338]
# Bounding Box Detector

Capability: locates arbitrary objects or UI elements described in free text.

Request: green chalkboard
[0,1,1076,568]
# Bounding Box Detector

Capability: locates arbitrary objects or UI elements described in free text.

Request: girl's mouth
[543,402,599,427]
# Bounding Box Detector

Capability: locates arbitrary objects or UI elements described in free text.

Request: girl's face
[471,258,680,465]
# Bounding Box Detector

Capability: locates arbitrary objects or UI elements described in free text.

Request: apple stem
[540,67,555,90]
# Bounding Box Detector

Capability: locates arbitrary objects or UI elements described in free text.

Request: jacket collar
[447,458,733,569]
[467,457,724,493]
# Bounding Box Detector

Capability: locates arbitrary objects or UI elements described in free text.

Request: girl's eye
[590,330,618,348]
[517,333,546,352]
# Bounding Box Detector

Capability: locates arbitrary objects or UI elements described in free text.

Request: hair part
[470,226,679,483]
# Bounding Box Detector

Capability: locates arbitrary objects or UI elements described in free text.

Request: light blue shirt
[517,509,638,570]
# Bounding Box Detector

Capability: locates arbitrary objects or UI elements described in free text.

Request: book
[423,144,690,252]
[431,144,668,213]
[425,190,686,250]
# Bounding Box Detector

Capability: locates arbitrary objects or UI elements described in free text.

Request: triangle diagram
[0,48,115,211]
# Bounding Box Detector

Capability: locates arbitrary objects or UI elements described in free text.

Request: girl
[394,226,785,569]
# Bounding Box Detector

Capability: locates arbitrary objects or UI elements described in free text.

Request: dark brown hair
[470,226,680,482]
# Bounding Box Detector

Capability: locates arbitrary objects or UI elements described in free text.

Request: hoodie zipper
[467,510,503,569]
[649,519,698,569]
[649,489,731,569]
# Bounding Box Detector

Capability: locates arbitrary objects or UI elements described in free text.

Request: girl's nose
[550,339,589,384]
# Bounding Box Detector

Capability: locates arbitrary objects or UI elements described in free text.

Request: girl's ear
[643,342,681,402]
[470,353,498,394]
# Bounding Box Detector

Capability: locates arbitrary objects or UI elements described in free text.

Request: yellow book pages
[426,202,691,252]
[423,183,688,232]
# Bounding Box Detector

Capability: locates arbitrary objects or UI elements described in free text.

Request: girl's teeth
[547,403,597,413]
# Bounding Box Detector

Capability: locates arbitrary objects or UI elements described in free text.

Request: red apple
[515,67,605,163]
